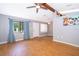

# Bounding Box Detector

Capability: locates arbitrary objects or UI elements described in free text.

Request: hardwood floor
[0,36,79,56]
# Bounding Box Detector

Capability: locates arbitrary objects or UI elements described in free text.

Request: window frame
[13,21,24,33]
[39,23,48,34]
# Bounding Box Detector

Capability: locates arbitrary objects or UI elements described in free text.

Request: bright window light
[40,23,48,33]
[13,21,24,33]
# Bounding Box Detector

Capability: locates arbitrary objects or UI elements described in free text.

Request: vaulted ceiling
[48,3,79,14]
[0,3,79,22]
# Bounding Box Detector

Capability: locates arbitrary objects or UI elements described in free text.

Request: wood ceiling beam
[42,3,63,16]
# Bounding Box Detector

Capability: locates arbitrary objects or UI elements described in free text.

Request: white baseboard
[53,39,79,47]
[0,41,8,45]
[15,39,24,41]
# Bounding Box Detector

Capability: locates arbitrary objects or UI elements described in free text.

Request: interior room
[0,3,79,56]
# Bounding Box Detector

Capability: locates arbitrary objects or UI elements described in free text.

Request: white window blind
[40,23,48,33]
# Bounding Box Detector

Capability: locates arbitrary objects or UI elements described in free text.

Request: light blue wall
[53,12,79,46]
[0,14,9,43]
[0,14,49,44]
[24,21,30,40]
[0,14,31,44]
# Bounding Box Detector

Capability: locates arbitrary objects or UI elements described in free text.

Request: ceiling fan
[26,3,63,16]
[26,3,48,13]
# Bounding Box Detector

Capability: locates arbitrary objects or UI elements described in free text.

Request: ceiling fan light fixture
[36,5,40,8]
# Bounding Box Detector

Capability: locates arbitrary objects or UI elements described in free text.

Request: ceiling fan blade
[36,8,39,13]
[26,6,36,8]
[35,3,38,5]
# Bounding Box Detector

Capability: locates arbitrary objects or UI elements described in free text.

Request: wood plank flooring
[0,36,79,56]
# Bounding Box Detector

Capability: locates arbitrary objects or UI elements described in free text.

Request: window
[40,23,48,33]
[13,21,24,32]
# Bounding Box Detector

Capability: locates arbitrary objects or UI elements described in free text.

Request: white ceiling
[48,3,79,14]
[0,3,79,22]
[0,3,53,22]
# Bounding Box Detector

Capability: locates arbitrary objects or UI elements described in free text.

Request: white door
[13,21,24,41]
[32,22,39,38]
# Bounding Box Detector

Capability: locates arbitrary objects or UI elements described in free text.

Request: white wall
[53,12,79,47]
